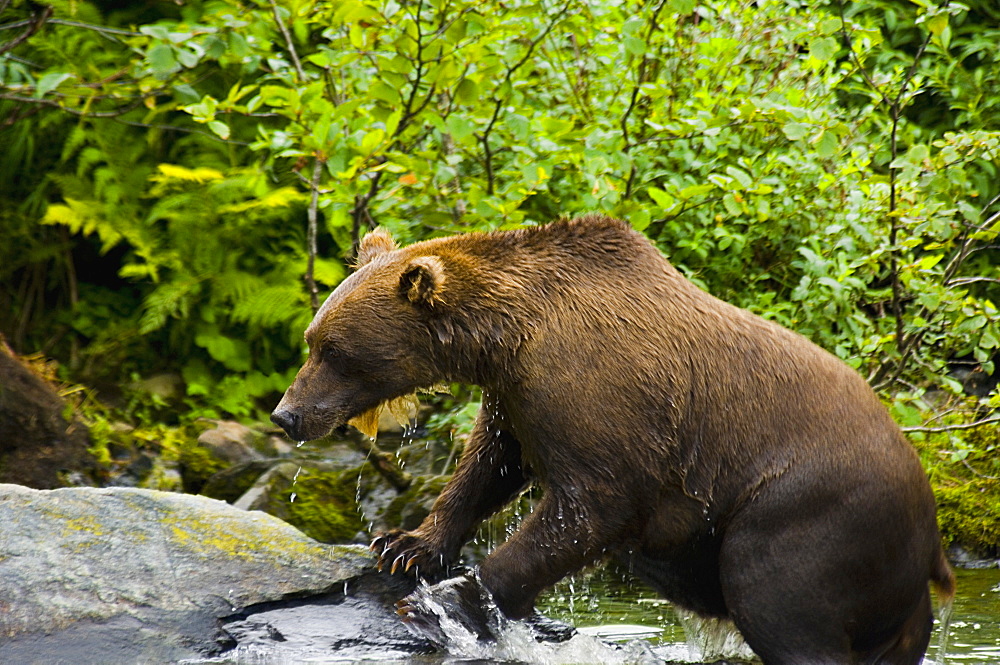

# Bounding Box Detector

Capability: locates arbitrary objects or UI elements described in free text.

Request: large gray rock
[0,484,382,663]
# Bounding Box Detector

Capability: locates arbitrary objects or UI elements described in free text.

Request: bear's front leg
[400,487,624,628]
[480,488,624,619]
[372,405,528,579]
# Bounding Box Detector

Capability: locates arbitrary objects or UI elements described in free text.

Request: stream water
[203,565,1000,664]
[535,566,1000,664]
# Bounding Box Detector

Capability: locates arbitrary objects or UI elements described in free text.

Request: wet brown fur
[272,214,953,665]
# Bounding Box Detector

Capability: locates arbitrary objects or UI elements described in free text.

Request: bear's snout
[270,408,302,440]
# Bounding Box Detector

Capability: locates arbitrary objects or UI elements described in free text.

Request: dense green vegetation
[1,0,998,553]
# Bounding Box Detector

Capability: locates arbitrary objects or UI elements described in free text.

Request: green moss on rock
[178,443,230,493]
[381,474,448,531]
[913,425,1000,557]
[279,469,366,544]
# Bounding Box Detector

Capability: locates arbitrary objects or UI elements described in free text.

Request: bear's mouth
[346,384,449,439]
[348,393,419,439]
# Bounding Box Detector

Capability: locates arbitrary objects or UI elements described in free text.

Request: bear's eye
[323,347,343,362]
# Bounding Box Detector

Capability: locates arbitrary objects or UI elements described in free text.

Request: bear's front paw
[395,573,496,647]
[370,530,447,577]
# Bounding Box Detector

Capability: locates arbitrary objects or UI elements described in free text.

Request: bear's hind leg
[717,513,933,665]
[855,588,932,665]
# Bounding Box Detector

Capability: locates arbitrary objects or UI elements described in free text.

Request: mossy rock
[915,425,1000,558]
[933,479,1000,558]
[238,463,366,544]
[179,444,230,494]
[381,474,449,531]
[283,467,367,544]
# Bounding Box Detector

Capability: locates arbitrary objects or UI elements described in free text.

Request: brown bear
[271,214,954,664]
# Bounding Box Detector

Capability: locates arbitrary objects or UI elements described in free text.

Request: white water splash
[674,608,756,662]
[406,576,662,665]
[435,614,661,665]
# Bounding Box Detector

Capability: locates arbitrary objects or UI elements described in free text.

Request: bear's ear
[355,228,397,268]
[400,256,446,308]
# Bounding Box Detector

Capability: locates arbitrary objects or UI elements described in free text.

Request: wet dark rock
[948,544,1000,569]
[220,573,427,660]
[232,460,301,511]
[0,342,93,489]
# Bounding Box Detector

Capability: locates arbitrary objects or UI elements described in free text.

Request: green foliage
[2,0,1000,548]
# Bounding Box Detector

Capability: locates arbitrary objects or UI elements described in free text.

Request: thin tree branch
[946,277,1000,287]
[902,416,1000,433]
[269,0,305,81]
[0,92,148,117]
[479,2,574,195]
[0,4,51,55]
[113,118,251,144]
[836,1,890,107]
[857,1,949,391]
[48,18,141,37]
[305,157,323,312]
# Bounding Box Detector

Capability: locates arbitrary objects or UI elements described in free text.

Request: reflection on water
[536,566,1000,665]
[929,568,1000,664]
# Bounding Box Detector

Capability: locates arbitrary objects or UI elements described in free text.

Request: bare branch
[836,1,890,108]
[946,277,1000,287]
[479,2,574,195]
[902,416,1000,434]
[269,0,305,81]
[305,157,323,312]
[113,118,252,146]
[0,4,51,55]
[0,92,148,118]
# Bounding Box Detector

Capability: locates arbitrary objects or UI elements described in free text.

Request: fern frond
[219,187,308,214]
[231,285,307,329]
[139,279,202,334]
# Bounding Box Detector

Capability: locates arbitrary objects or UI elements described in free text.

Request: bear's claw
[370,529,446,578]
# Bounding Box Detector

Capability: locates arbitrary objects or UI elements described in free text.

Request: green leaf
[809,37,838,63]
[926,13,949,37]
[454,77,480,105]
[370,81,401,105]
[818,17,842,35]
[147,44,178,79]
[624,36,646,56]
[445,115,476,141]
[723,193,741,216]
[815,130,838,158]
[981,329,999,349]
[208,121,230,140]
[648,186,674,209]
[782,122,810,141]
[360,128,385,154]
[630,209,651,232]
[35,72,72,98]
[679,183,713,200]
[725,166,753,188]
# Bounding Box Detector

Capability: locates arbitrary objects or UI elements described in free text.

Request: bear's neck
[426,296,534,390]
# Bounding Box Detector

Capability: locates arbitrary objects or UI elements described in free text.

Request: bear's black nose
[270,408,301,439]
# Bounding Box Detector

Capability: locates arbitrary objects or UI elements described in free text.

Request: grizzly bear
[271,214,954,664]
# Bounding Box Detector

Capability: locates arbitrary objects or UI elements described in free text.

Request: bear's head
[270,228,451,442]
